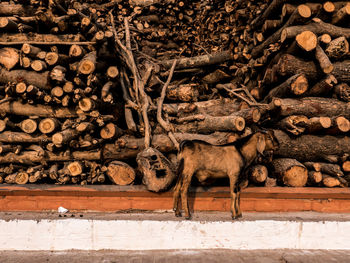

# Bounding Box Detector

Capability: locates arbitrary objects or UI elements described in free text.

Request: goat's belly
[195,169,227,182]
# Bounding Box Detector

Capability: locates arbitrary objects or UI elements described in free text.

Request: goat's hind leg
[173,175,183,217]
[180,171,194,220]
[235,187,242,219]
[228,174,238,220]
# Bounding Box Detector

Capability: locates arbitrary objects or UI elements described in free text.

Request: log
[0,33,86,44]
[78,51,96,75]
[163,99,241,116]
[296,31,317,52]
[274,129,350,162]
[265,177,277,187]
[100,123,123,140]
[107,161,136,185]
[52,129,79,146]
[67,161,83,176]
[334,83,350,102]
[306,117,332,133]
[107,66,119,79]
[0,132,49,144]
[329,116,350,133]
[167,115,245,134]
[0,67,49,89]
[78,98,95,112]
[322,174,347,188]
[31,60,47,72]
[325,37,349,59]
[39,118,60,134]
[307,171,322,185]
[0,47,19,70]
[304,162,344,177]
[0,101,77,118]
[5,172,29,184]
[248,165,268,185]
[307,74,337,96]
[272,97,350,118]
[271,158,308,187]
[342,161,350,173]
[263,74,308,103]
[137,147,176,192]
[18,119,38,134]
[315,44,333,74]
[0,145,21,155]
[45,52,69,66]
[21,44,41,57]
[161,50,234,69]
[69,44,85,59]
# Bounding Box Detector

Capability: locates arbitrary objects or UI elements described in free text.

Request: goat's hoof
[185,215,192,220]
[237,213,243,219]
[175,212,182,217]
[232,215,238,220]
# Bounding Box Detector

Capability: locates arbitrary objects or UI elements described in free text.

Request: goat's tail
[174,158,184,188]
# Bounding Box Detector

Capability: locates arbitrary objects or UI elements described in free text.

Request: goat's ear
[256,134,266,155]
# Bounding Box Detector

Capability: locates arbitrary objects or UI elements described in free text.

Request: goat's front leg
[228,175,238,220]
[180,172,193,220]
[173,175,183,217]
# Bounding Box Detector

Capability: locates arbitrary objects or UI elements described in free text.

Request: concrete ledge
[1,212,350,250]
[1,185,350,212]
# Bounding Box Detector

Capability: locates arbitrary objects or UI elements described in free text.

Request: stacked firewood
[0,0,349,190]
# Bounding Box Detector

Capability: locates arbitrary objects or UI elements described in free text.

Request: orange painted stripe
[0,185,350,212]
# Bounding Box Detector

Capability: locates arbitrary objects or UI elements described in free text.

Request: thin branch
[157,60,179,150]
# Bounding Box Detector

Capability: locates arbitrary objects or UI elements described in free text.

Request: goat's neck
[239,135,259,167]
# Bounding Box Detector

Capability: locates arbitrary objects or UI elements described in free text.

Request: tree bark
[304,162,344,177]
[0,67,50,89]
[273,129,350,162]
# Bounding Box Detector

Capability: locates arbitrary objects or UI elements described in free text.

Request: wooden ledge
[0,185,350,212]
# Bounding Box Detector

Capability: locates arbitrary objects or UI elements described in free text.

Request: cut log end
[100,123,122,140]
[297,4,312,18]
[39,118,58,134]
[107,161,136,185]
[107,66,119,79]
[323,2,335,13]
[67,161,83,176]
[290,75,308,95]
[283,166,308,187]
[234,117,245,132]
[296,31,317,52]
[78,98,94,112]
[334,117,350,133]
[16,172,29,185]
[20,119,37,134]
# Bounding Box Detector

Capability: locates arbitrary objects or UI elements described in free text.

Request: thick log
[271,158,308,187]
[328,116,350,134]
[342,161,350,173]
[5,172,29,185]
[304,162,344,177]
[248,165,268,185]
[137,147,176,192]
[331,3,350,24]
[0,101,77,118]
[31,60,47,72]
[107,161,136,186]
[272,97,350,118]
[0,47,19,70]
[296,31,317,52]
[104,132,243,161]
[0,67,49,89]
[161,50,233,69]
[263,74,308,103]
[325,37,349,59]
[274,129,350,162]
[0,33,85,44]
[21,44,41,58]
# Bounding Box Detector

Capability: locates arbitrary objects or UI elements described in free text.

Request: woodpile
[0,0,349,191]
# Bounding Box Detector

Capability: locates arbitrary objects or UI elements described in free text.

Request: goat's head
[256,130,279,155]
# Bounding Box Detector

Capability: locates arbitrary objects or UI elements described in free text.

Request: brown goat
[173,130,278,219]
